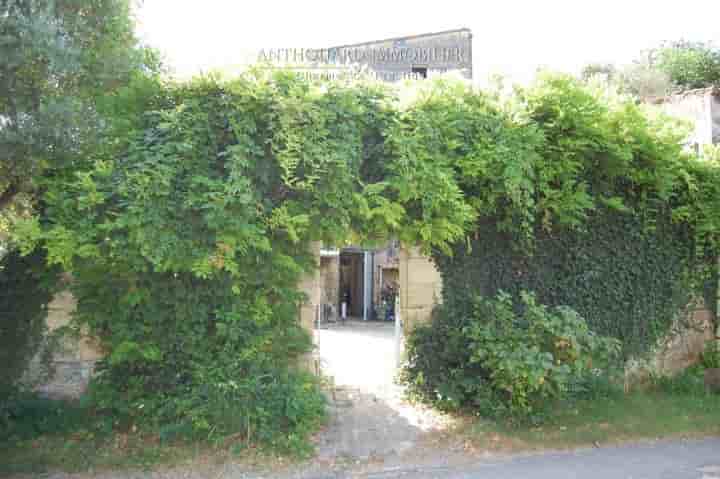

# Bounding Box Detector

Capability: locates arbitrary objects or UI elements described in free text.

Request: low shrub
[651,364,707,395]
[401,291,620,422]
[0,394,91,442]
[567,368,625,401]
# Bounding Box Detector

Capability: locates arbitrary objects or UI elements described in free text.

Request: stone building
[651,86,720,151]
[327,28,472,81]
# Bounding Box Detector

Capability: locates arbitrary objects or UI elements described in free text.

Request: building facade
[327,28,472,82]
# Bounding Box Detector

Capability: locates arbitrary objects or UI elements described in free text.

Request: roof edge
[329,28,472,50]
[647,85,720,104]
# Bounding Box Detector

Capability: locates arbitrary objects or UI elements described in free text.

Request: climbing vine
[17,70,720,441]
[398,74,720,418]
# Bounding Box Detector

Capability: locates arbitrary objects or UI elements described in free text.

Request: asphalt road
[356,438,720,479]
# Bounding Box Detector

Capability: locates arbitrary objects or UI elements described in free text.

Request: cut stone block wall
[320,254,340,311]
[34,291,103,399]
[399,247,443,333]
[298,242,322,374]
[626,302,717,389]
[654,306,716,375]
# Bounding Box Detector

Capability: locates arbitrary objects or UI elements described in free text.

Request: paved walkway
[313,320,453,462]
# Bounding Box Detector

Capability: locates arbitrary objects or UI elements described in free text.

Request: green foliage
[399,73,719,421]
[653,40,720,90]
[401,292,618,422]
[651,364,708,395]
[1,394,91,441]
[0,249,61,401]
[581,40,720,98]
[435,210,703,359]
[0,0,159,235]
[465,292,620,419]
[35,73,413,448]
[405,74,719,358]
[26,71,720,445]
[581,59,673,100]
[702,340,720,369]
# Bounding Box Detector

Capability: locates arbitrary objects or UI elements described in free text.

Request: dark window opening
[411,66,428,79]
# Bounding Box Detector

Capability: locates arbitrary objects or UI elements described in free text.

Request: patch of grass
[0,396,197,475]
[0,394,311,476]
[462,368,720,452]
[0,433,205,476]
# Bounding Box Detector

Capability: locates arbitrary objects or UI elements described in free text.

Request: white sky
[136,0,720,83]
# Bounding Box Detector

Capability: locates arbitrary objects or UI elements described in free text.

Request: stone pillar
[320,253,340,312]
[297,241,322,373]
[399,246,443,334]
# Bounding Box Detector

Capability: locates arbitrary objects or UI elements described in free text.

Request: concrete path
[313,320,453,462]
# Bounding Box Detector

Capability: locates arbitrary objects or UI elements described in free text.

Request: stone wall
[396,246,717,385]
[398,247,443,333]
[657,87,720,148]
[625,301,717,389]
[32,243,718,393]
[298,242,322,374]
[320,254,340,311]
[653,305,716,375]
[34,291,103,399]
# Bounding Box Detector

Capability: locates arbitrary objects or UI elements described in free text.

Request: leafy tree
[652,40,720,90]
[580,60,672,100]
[617,60,673,99]
[581,63,617,82]
[0,0,161,404]
[0,0,155,229]
[579,40,720,98]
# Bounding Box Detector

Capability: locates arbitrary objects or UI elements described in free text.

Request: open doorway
[339,249,366,319]
[316,243,401,394]
[317,247,372,323]
[314,243,451,461]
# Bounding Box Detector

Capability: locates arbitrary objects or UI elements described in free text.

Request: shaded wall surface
[35,291,102,399]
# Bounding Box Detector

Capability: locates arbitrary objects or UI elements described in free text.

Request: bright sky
[137,0,720,83]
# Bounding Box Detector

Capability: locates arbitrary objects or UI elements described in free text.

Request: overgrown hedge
[434,209,715,359]
[397,74,720,419]
[13,71,720,443]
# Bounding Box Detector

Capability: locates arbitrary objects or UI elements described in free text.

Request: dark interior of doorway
[339,251,364,318]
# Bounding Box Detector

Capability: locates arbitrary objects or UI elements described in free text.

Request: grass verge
[461,368,720,452]
[0,395,304,477]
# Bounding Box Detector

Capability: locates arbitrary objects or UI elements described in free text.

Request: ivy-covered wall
[433,209,717,359]
[13,69,720,442]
